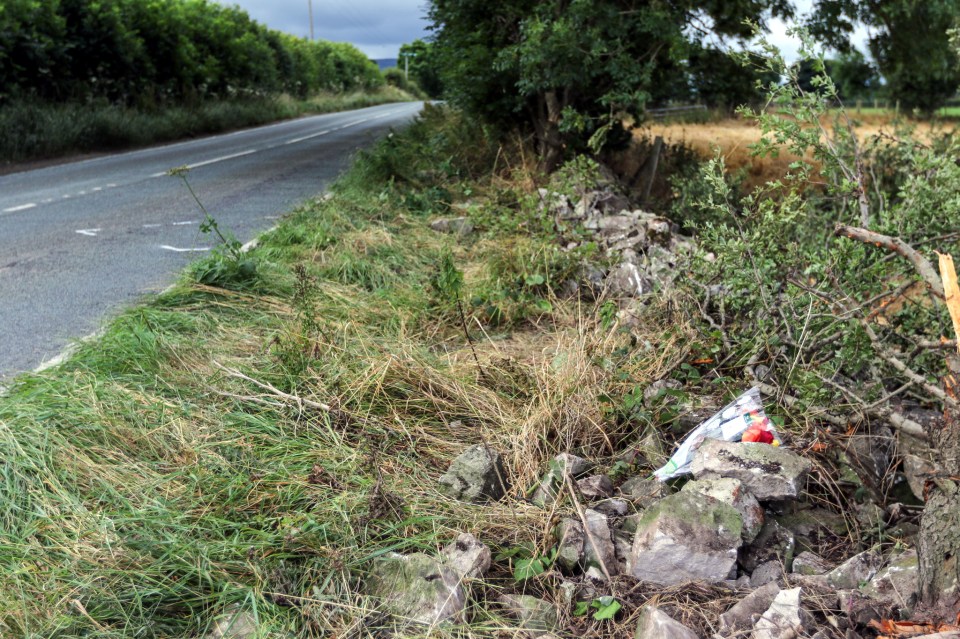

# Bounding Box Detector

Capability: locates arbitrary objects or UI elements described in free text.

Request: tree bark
[538,90,564,172]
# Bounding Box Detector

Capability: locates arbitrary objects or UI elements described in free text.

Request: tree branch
[834,223,945,299]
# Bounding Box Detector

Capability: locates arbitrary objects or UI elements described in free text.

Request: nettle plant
[685,28,960,449]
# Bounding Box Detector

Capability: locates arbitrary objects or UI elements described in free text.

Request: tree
[399,39,443,98]
[687,44,772,110]
[809,0,960,113]
[428,0,791,170]
[825,50,879,101]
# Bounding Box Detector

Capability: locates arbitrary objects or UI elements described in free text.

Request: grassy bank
[0,105,692,637]
[0,86,416,167]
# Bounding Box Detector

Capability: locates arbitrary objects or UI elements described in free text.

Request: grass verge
[0,86,416,168]
[0,104,808,638]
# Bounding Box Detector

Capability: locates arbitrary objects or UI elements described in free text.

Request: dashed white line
[142,223,162,229]
[92,187,102,192]
[172,220,197,226]
[160,245,210,252]
[76,228,101,237]
[285,129,332,145]
[3,203,36,212]
[151,148,257,177]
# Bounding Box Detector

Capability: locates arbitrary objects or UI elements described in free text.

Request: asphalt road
[0,101,424,379]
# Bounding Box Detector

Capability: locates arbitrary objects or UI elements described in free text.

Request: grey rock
[441,533,491,581]
[583,508,618,581]
[740,521,795,573]
[634,604,698,639]
[792,551,833,576]
[827,550,882,590]
[676,399,721,430]
[430,216,474,236]
[691,439,812,501]
[578,475,614,500]
[860,550,919,616]
[750,560,784,587]
[554,518,585,574]
[613,529,632,574]
[837,589,890,627]
[530,453,592,508]
[439,444,509,503]
[619,476,666,509]
[753,587,803,639]
[774,508,848,554]
[605,262,652,297]
[645,217,672,245]
[845,425,894,492]
[719,581,780,635]
[366,553,466,626]
[499,594,559,635]
[595,214,642,232]
[593,498,630,518]
[627,491,743,585]
[682,477,764,543]
[207,606,258,639]
[854,501,887,532]
[556,453,593,477]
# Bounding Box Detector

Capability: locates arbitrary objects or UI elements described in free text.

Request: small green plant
[168,166,259,289]
[495,543,557,582]
[573,595,622,620]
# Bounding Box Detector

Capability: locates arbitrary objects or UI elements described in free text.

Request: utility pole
[308,0,314,41]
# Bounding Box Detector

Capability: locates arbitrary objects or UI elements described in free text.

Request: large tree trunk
[535,90,564,172]
[918,354,960,616]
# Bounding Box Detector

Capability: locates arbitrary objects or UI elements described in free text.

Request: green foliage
[428,0,791,168]
[808,0,960,113]
[399,39,444,98]
[495,543,557,582]
[684,29,960,429]
[0,0,383,106]
[573,595,622,620]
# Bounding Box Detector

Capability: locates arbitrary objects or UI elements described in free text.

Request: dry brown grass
[638,112,948,191]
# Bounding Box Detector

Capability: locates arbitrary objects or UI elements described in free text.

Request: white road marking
[78,190,87,195]
[142,223,162,228]
[285,129,331,145]
[172,220,197,226]
[92,187,102,192]
[3,203,36,212]
[160,245,210,252]
[42,198,54,204]
[62,195,71,199]
[150,148,257,177]
[76,228,101,237]
[107,183,118,188]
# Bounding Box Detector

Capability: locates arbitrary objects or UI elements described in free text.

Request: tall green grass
[0,86,415,166]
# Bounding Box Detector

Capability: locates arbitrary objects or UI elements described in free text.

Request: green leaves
[573,596,622,620]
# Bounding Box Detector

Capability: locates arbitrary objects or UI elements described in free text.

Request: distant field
[640,110,956,189]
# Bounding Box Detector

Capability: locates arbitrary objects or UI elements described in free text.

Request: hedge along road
[0,101,425,379]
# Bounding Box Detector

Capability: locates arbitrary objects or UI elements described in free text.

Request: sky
[217,0,432,60]
[214,0,869,63]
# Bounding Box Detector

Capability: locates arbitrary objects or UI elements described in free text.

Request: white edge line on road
[75,229,101,237]
[3,203,37,213]
[171,220,197,226]
[160,245,210,252]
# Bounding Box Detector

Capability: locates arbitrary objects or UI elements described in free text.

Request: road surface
[0,101,424,378]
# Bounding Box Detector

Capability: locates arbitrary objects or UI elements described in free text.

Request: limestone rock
[582,508,618,581]
[441,533,491,581]
[626,490,742,585]
[740,521,795,573]
[430,216,474,236]
[720,582,780,636]
[530,453,592,508]
[860,550,919,616]
[682,477,764,543]
[792,551,834,576]
[827,550,882,590]
[751,560,784,587]
[366,553,466,626]
[605,262,651,297]
[691,439,812,501]
[634,604,698,639]
[753,587,804,639]
[619,476,666,509]
[554,518,585,574]
[577,475,614,500]
[439,445,508,503]
[592,498,629,518]
[499,594,559,635]
[837,589,891,627]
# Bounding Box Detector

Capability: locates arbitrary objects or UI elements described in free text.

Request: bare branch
[834,223,945,299]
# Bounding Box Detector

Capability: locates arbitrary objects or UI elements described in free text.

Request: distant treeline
[0,0,384,106]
